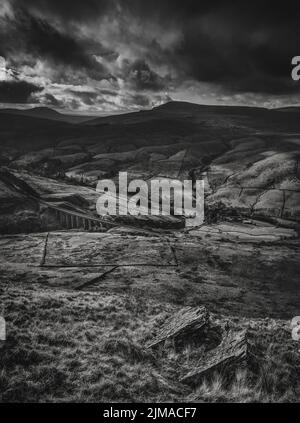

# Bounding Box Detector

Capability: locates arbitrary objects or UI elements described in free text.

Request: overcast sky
[0,0,299,113]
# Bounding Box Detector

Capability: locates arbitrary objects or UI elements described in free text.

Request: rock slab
[180,329,249,385]
[146,306,209,349]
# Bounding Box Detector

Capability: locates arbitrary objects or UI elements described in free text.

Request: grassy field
[1,283,299,403]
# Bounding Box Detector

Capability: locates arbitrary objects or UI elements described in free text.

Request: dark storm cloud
[127,93,151,108]
[169,5,300,94]
[127,60,166,92]
[0,80,42,103]
[119,0,300,94]
[16,0,114,23]
[0,7,111,80]
[1,0,300,111]
[43,93,62,107]
[23,15,105,74]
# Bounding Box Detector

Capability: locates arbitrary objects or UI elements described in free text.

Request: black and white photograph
[0,0,300,406]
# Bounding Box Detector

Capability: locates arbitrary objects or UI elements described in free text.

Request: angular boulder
[146,306,209,349]
[180,329,251,385]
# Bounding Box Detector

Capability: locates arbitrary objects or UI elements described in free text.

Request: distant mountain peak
[153,100,203,112]
[26,107,61,115]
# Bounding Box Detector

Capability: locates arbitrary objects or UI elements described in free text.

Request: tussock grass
[0,286,180,402]
[0,285,299,402]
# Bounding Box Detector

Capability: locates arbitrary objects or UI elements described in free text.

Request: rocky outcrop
[180,329,251,385]
[146,306,209,348]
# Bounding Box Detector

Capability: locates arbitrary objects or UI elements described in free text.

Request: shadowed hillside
[1,101,299,231]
